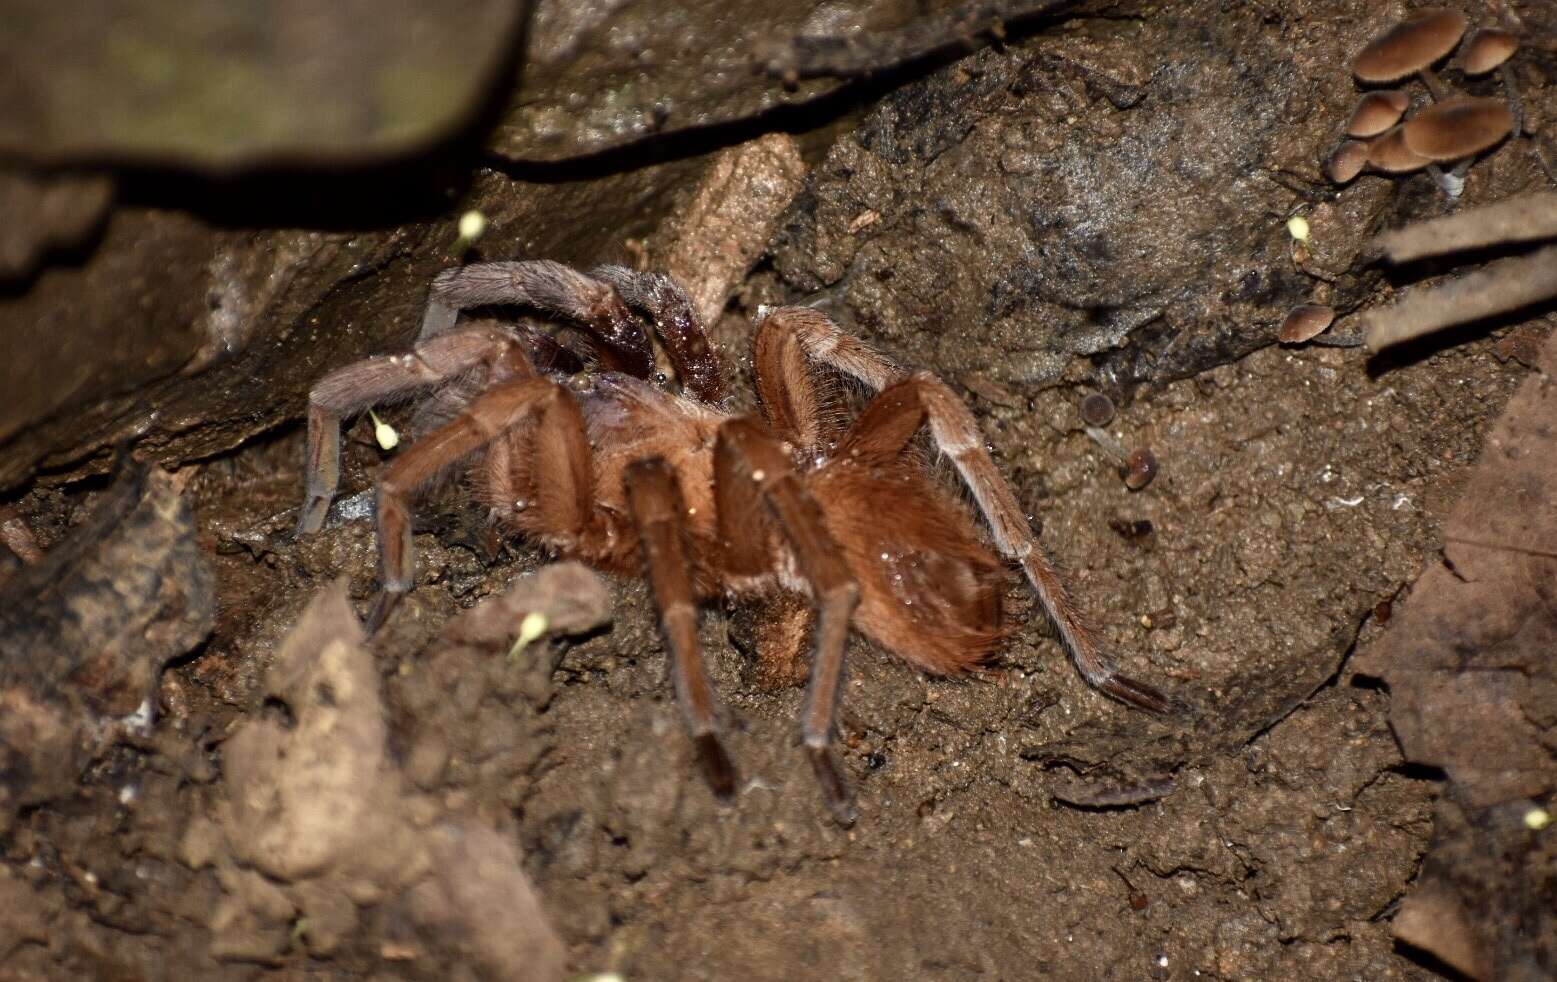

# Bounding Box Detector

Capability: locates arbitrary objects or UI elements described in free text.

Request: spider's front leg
[298,324,529,535]
[366,375,592,631]
[714,417,862,826]
[420,260,653,378]
[623,459,739,801]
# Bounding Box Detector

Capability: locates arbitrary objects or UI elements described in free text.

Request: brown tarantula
[297,260,1169,824]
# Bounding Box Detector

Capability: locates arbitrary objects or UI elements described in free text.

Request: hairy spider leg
[419,260,654,378]
[368,374,593,631]
[750,302,906,452]
[753,307,1170,715]
[299,324,530,535]
[715,417,863,825]
[623,458,739,800]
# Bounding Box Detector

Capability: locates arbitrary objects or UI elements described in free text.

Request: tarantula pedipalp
[297,260,1170,824]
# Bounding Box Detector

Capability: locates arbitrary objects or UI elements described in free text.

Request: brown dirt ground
[3,2,1555,979]
[2,298,1538,979]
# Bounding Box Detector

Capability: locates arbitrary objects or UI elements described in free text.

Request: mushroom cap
[1461,28,1519,75]
[1326,140,1371,183]
[1122,448,1158,491]
[1278,304,1336,343]
[1367,125,1433,173]
[1354,9,1468,83]
[1402,96,1513,160]
[1346,90,1410,137]
[1079,393,1115,427]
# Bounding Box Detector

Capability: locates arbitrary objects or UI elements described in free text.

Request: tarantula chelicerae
[297,260,1169,824]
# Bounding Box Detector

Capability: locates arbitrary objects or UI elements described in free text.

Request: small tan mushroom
[1367,125,1433,173]
[1354,9,1468,81]
[1079,393,1115,427]
[1402,96,1513,160]
[1346,90,1409,137]
[1326,140,1371,183]
[1354,9,1468,99]
[1122,448,1158,491]
[1461,28,1518,75]
[1278,304,1336,343]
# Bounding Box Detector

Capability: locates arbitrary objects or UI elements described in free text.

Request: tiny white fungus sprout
[508,610,550,661]
[1287,215,1310,243]
[1525,807,1551,831]
[368,409,399,450]
[455,209,487,249]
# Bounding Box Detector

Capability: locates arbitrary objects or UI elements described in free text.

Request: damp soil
[3,2,1556,979]
[2,308,1537,980]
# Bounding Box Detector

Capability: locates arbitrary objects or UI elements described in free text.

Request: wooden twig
[1373,192,1557,262]
[1363,244,1557,352]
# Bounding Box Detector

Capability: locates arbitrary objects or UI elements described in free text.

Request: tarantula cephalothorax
[297,260,1169,824]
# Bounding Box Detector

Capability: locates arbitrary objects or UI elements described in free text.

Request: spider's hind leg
[886,373,1171,714]
[752,307,1171,715]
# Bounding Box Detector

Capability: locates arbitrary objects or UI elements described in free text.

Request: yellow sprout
[508,610,550,661]
[455,209,487,251]
[368,409,399,450]
[1287,215,1310,243]
[1525,807,1551,831]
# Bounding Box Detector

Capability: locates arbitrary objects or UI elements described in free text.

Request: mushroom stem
[1083,426,1129,466]
[1408,67,1468,200]
[1430,162,1466,200]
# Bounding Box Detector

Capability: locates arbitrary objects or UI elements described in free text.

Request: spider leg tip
[694,733,740,801]
[296,499,330,536]
[364,590,404,636]
[806,746,858,827]
[1102,674,1174,717]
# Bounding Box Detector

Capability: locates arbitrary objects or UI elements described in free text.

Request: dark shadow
[1393,940,1481,982]
[1348,673,1391,693]
[105,0,545,231]
[1389,761,1450,783]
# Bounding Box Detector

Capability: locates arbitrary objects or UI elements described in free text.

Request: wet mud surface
[1,307,1536,979]
[3,0,1556,978]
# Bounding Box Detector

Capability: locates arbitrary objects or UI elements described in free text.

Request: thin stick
[1373,193,1557,262]
[1363,244,1557,352]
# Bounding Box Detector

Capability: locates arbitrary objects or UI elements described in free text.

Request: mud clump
[181,581,566,979]
[0,465,214,836]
